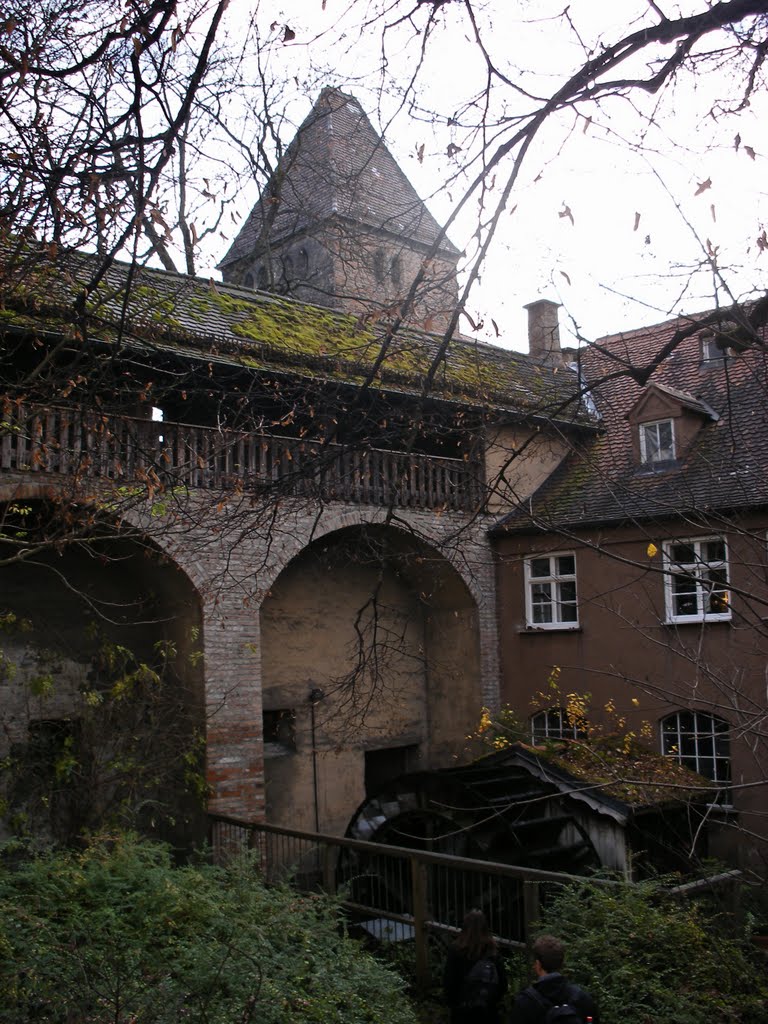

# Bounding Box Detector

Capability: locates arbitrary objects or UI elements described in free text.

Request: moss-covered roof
[511,736,714,811]
[0,246,594,426]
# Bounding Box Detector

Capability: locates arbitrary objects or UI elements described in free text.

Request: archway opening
[259,522,482,834]
[0,500,205,849]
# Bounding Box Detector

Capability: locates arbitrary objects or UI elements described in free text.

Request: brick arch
[0,481,208,600]
[256,504,488,610]
[258,515,487,834]
[0,491,207,846]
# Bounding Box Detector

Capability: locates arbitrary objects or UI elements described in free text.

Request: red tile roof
[495,304,768,532]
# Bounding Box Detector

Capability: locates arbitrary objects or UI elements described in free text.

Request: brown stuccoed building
[1,88,766,877]
[493,308,768,877]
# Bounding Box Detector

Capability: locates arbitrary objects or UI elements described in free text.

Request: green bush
[0,835,417,1024]
[537,877,768,1024]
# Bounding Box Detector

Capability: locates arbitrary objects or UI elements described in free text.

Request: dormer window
[629,383,718,469]
[701,333,727,363]
[639,418,675,464]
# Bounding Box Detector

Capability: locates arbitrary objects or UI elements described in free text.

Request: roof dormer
[627,383,719,468]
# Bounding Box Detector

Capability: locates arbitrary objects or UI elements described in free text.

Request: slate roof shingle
[219,88,460,271]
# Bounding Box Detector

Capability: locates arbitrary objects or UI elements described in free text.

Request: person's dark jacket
[509,971,599,1024]
[443,945,508,1024]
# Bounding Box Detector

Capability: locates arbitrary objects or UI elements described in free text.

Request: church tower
[218,88,461,333]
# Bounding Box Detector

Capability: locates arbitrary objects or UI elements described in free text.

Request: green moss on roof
[1,247,592,420]
[186,285,515,397]
[521,734,712,807]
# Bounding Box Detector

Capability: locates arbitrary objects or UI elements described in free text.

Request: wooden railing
[207,816,620,988]
[208,815,743,992]
[0,400,483,511]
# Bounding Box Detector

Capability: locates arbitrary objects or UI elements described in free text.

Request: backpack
[460,956,500,1010]
[525,984,585,1024]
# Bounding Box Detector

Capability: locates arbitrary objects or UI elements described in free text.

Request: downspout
[308,686,325,834]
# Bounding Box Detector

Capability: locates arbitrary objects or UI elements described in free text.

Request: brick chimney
[524,299,562,363]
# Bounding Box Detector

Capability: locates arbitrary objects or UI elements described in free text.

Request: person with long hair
[443,909,508,1023]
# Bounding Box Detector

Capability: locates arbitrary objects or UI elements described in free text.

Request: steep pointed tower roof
[219,87,459,273]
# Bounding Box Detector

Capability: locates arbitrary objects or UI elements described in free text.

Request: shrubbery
[0,835,417,1024]
[537,877,768,1024]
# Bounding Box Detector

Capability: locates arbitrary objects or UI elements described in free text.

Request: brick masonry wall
[0,475,500,828]
[139,494,500,825]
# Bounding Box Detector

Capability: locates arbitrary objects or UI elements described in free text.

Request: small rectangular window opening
[701,333,731,363]
[639,419,675,464]
[263,709,296,753]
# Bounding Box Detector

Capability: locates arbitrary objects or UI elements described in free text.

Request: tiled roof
[2,246,589,423]
[219,88,459,269]
[636,382,719,421]
[494,306,768,532]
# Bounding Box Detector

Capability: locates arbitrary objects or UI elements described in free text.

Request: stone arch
[0,494,206,848]
[256,504,490,611]
[259,519,483,834]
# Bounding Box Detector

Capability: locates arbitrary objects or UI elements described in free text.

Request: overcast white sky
[203,0,768,351]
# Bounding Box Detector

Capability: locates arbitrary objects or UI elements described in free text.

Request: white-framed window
[701,333,726,362]
[531,707,586,743]
[525,553,578,628]
[701,331,739,363]
[661,710,732,800]
[663,537,730,623]
[639,418,675,463]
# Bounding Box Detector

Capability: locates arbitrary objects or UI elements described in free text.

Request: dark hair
[533,935,565,973]
[454,909,497,961]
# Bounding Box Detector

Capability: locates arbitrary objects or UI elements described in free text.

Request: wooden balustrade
[0,400,483,511]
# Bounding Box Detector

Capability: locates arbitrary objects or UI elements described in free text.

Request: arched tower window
[373,249,386,284]
[297,248,309,276]
[243,272,254,289]
[390,255,402,286]
[257,265,269,290]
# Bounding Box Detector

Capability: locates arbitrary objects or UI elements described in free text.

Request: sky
[199,0,768,352]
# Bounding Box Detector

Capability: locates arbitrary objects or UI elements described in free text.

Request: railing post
[410,854,430,992]
[322,845,337,895]
[523,880,540,951]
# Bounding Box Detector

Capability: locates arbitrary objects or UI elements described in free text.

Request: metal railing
[0,399,483,511]
[208,815,622,986]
